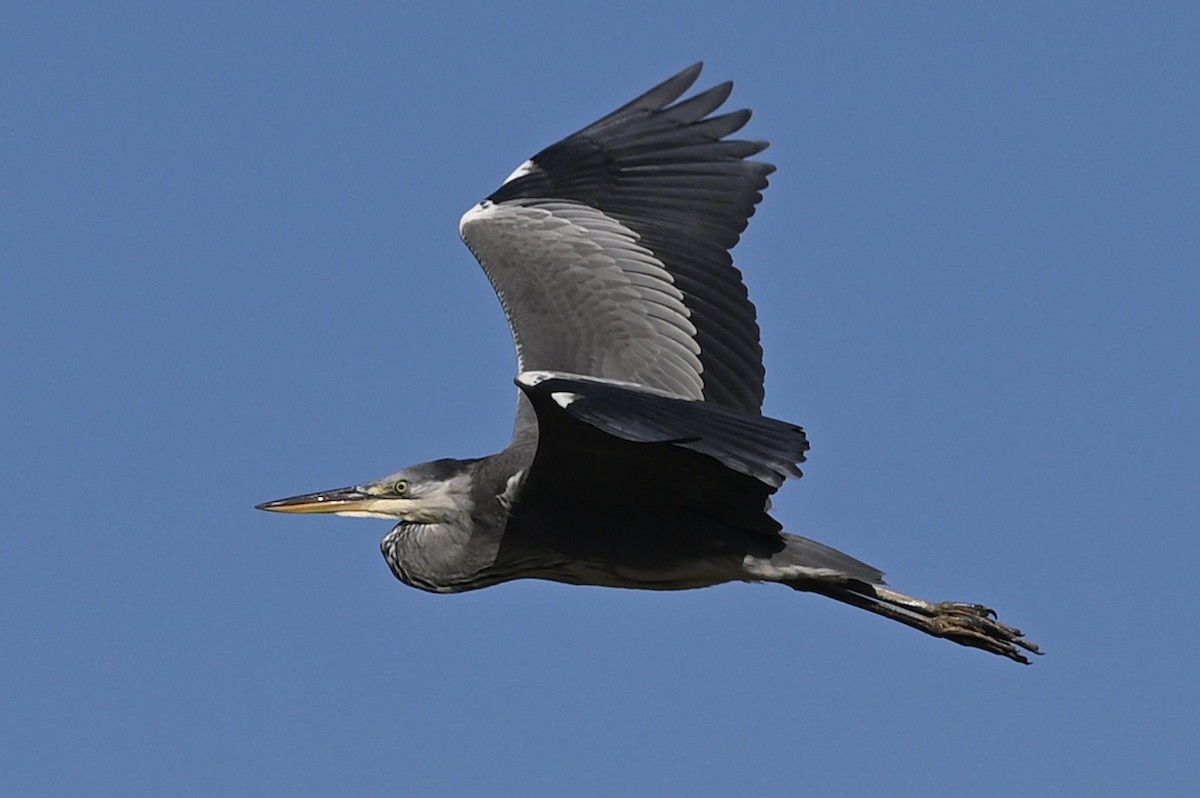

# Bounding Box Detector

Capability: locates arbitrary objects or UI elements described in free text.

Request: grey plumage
[259,64,1041,664]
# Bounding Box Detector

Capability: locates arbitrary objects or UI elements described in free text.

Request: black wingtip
[585,63,707,131]
[680,61,705,81]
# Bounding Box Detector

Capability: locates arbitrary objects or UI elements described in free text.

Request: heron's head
[256,458,477,524]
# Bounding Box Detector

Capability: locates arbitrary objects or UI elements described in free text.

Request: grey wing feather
[461,201,705,402]
[517,371,808,489]
[461,63,773,432]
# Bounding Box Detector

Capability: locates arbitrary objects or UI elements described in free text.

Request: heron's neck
[382,519,479,593]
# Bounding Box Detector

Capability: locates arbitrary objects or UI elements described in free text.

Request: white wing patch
[460,200,703,400]
[501,159,537,185]
[550,391,581,408]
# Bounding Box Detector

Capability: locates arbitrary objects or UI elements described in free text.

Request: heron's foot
[920,600,1042,664]
[805,582,1043,664]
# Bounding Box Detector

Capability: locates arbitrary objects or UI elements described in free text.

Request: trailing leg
[793,578,1042,664]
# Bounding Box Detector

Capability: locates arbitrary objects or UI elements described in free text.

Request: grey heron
[258,64,1040,664]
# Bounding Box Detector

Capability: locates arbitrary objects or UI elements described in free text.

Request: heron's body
[260,65,1040,663]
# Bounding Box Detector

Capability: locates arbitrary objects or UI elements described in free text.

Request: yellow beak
[255,486,373,515]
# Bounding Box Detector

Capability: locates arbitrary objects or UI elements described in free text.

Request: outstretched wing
[460,63,774,435]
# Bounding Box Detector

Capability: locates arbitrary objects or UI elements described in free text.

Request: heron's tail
[773,533,886,585]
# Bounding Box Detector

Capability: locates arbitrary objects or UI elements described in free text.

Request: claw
[936,601,997,619]
[927,601,1042,664]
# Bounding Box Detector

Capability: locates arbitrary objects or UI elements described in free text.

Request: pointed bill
[256,486,373,515]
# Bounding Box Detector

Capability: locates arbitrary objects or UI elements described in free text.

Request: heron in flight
[258,64,1040,664]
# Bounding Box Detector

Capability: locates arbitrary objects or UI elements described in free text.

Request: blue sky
[4,2,1197,795]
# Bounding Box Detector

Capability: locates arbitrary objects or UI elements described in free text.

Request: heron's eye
[393,479,410,496]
